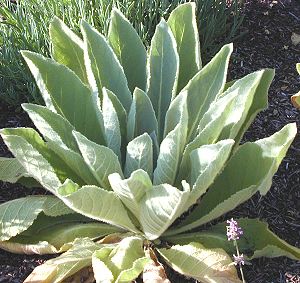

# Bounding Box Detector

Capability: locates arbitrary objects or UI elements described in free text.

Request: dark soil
[0,0,300,282]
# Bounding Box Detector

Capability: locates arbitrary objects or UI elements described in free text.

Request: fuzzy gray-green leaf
[108,9,147,92]
[167,2,201,91]
[146,19,179,141]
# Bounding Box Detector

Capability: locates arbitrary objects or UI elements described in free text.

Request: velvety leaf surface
[58,180,138,232]
[167,2,201,91]
[127,88,158,142]
[21,51,106,145]
[146,19,179,141]
[172,123,296,234]
[102,88,122,159]
[23,103,99,185]
[0,157,27,183]
[140,183,190,240]
[73,131,123,189]
[124,134,153,178]
[153,94,188,186]
[81,20,132,112]
[109,169,152,220]
[24,238,100,283]
[159,243,241,283]
[168,218,300,261]
[183,44,232,142]
[50,17,87,84]
[108,9,147,92]
[92,236,147,282]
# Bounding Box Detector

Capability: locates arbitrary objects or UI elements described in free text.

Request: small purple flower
[226,218,243,241]
[233,254,245,266]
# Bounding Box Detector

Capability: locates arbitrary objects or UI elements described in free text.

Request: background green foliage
[0,0,244,106]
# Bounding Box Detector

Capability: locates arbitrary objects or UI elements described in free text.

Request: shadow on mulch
[0,0,300,282]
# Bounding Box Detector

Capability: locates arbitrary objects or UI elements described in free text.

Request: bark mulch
[0,0,299,282]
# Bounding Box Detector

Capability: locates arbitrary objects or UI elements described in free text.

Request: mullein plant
[0,3,299,282]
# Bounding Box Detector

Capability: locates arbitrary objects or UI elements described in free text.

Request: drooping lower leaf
[0,197,45,241]
[22,103,99,185]
[169,218,300,261]
[24,238,100,283]
[172,123,296,234]
[0,128,78,191]
[2,213,120,254]
[0,157,27,183]
[159,243,241,283]
[58,180,138,232]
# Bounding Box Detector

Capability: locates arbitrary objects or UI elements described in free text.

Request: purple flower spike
[233,254,245,266]
[226,218,243,241]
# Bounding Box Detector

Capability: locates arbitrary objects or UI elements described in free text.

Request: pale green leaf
[171,218,300,261]
[153,94,188,185]
[167,2,201,91]
[183,44,233,142]
[21,51,106,145]
[81,20,132,112]
[22,103,98,185]
[102,88,122,159]
[0,128,71,192]
[146,19,179,141]
[58,180,138,232]
[108,9,147,92]
[0,157,27,183]
[238,218,300,260]
[6,219,120,255]
[116,257,150,283]
[177,89,238,180]
[233,69,274,143]
[24,238,100,283]
[109,169,152,218]
[218,70,267,141]
[124,134,153,178]
[185,140,235,208]
[102,88,127,150]
[93,236,145,282]
[297,63,300,74]
[50,16,88,84]
[0,197,45,241]
[173,123,296,234]
[140,183,190,240]
[159,243,241,283]
[73,131,123,189]
[42,197,75,217]
[127,88,158,142]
